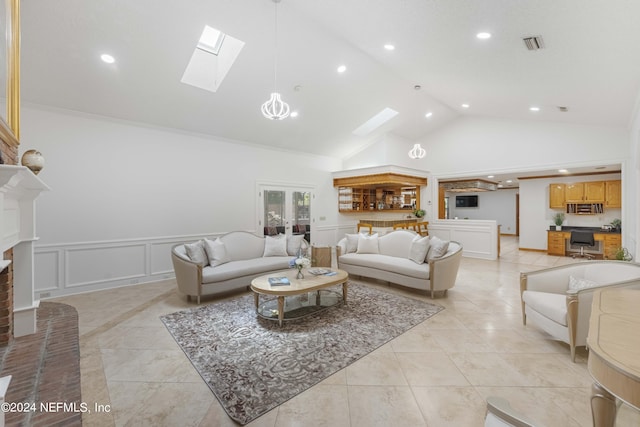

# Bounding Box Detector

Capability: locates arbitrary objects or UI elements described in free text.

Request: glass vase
[296,268,304,279]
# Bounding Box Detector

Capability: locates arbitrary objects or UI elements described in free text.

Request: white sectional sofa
[171,231,307,303]
[520,260,640,361]
[337,229,463,298]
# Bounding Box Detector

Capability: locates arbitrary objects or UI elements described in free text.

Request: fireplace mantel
[0,165,49,337]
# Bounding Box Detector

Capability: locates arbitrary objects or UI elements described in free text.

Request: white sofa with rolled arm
[337,229,462,298]
[171,231,307,303]
[520,260,640,362]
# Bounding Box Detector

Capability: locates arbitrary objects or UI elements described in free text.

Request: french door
[258,183,313,241]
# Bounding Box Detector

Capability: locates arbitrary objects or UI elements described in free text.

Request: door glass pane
[264,190,285,231]
[292,191,310,240]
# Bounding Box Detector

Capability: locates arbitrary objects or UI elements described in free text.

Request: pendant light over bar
[408,143,426,159]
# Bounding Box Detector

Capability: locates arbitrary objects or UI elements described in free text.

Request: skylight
[181,25,245,93]
[352,108,399,136]
[197,26,226,55]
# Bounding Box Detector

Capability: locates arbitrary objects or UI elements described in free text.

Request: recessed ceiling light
[506,180,513,183]
[487,175,494,178]
[337,65,347,73]
[461,103,470,109]
[476,32,492,40]
[290,111,299,118]
[384,44,395,51]
[425,112,433,118]
[529,106,540,112]
[558,169,569,174]
[100,54,115,64]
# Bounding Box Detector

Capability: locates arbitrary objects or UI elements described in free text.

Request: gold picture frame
[1,0,20,147]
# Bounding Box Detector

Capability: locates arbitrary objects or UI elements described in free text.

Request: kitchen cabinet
[549,183,565,208]
[605,180,622,208]
[565,181,605,203]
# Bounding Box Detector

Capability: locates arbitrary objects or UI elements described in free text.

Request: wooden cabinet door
[547,232,566,256]
[549,184,565,208]
[605,180,622,208]
[584,181,605,202]
[565,183,584,202]
[603,234,621,259]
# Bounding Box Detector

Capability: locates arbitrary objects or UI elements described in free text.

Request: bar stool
[416,222,429,236]
[357,223,373,234]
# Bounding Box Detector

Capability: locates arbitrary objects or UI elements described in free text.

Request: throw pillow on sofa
[185,240,208,266]
[345,233,360,253]
[263,234,288,257]
[409,235,430,264]
[287,234,306,256]
[357,233,379,254]
[427,236,450,261]
[204,238,231,267]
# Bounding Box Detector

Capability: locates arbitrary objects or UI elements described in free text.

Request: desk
[587,288,640,427]
[547,230,621,259]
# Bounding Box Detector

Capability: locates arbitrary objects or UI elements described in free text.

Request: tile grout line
[79,288,176,341]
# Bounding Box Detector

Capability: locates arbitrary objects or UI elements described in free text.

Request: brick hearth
[0,302,81,426]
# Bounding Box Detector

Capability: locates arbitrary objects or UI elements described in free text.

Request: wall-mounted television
[456,195,478,207]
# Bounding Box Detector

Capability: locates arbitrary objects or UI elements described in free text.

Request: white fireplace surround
[0,165,49,337]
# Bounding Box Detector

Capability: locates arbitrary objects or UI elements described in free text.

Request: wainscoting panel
[66,244,147,288]
[150,241,178,275]
[34,228,347,299]
[429,219,499,260]
[34,234,210,298]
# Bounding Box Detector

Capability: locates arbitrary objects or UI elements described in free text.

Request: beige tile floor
[53,236,640,427]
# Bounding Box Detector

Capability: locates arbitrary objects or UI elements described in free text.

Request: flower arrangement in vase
[289,255,311,279]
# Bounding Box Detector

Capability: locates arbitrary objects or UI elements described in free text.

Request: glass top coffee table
[250,268,349,326]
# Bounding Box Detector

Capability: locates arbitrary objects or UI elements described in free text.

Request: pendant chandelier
[408,143,426,159]
[261,0,290,120]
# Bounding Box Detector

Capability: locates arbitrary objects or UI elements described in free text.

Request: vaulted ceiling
[13,0,640,160]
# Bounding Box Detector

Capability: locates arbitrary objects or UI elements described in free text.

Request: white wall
[447,189,518,234]
[20,106,342,297]
[420,117,629,177]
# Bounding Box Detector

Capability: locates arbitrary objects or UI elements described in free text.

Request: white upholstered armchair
[484,397,536,427]
[520,261,640,362]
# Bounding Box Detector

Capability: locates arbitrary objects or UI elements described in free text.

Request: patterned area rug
[160,282,443,425]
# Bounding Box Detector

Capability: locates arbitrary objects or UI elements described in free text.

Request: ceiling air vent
[557,106,569,112]
[523,36,544,51]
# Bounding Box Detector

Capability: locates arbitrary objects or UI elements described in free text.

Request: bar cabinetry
[334,172,427,213]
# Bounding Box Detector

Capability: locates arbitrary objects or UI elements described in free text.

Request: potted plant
[553,212,565,231]
[610,218,621,232]
[413,208,425,218]
[614,247,632,261]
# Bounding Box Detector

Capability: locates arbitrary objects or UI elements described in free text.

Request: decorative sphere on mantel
[21,149,45,175]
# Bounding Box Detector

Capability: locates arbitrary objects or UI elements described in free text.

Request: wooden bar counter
[587,287,640,426]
